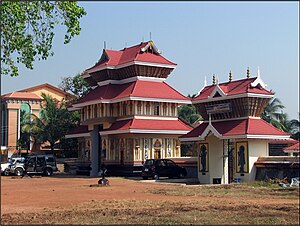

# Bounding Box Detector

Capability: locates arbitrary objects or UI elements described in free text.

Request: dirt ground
[1,174,299,225]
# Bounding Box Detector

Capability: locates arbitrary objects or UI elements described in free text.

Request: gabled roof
[193,77,273,101]
[100,118,192,135]
[85,41,176,73]
[180,118,290,141]
[73,80,191,107]
[1,92,42,100]
[18,83,77,99]
[283,142,300,152]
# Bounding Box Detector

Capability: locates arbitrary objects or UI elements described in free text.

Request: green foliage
[59,73,91,98]
[178,104,202,125]
[17,109,30,150]
[261,98,299,139]
[22,93,80,151]
[0,1,86,76]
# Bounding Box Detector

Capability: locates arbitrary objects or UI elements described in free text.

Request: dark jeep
[11,154,58,176]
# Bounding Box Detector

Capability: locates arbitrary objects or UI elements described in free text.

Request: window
[163,103,167,116]
[123,102,127,116]
[137,102,142,115]
[171,104,176,116]
[146,103,150,115]
[110,105,114,116]
[94,105,98,118]
[154,102,160,116]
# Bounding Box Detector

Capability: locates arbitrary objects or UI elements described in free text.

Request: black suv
[142,159,187,180]
[10,154,58,176]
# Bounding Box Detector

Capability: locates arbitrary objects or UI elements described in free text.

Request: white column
[223,140,229,184]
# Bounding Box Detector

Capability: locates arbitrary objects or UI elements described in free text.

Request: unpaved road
[1,174,299,225]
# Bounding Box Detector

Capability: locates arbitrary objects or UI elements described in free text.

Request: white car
[1,157,25,176]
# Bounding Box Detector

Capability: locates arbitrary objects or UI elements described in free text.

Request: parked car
[10,154,58,176]
[142,159,187,180]
[1,157,26,176]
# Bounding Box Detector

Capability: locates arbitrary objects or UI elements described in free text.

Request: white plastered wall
[198,134,223,184]
[234,139,268,182]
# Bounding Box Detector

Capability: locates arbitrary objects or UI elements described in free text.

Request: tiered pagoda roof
[193,76,274,103]
[82,41,177,86]
[85,42,176,72]
[73,79,190,107]
[180,74,290,141]
[180,118,290,141]
[100,117,192,136]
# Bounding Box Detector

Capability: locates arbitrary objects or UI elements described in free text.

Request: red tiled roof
[1,92,42,100]
[85,41,176,72]
[193,77,273,101]
[102,118,192,133]
[283,142,300,151]
[181,118,289,139]
[74,80,190,105]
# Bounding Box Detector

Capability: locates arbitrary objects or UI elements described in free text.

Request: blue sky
[2,2,299,119]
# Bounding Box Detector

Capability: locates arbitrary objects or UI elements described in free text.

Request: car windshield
[144,160,154,166]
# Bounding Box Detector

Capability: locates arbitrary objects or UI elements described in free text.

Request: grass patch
[146,182,300,200]
[2,199,299,225]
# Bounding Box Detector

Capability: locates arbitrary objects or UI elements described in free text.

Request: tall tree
[22,93,79,153]
[289,115,300,140]
[261,98,285,128]
[59,73,91,98]
[0,1,86,76]
[178,94,202,125]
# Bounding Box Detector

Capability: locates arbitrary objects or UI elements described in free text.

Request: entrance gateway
[180,71,290,184]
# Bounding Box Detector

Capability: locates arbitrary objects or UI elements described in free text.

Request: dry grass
[146,182,300,200]
[2,199,299,225]
[1,180,299,225]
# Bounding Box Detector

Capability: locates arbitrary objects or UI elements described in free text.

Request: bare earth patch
[1,175,299,225]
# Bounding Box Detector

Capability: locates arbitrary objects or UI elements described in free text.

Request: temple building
[180,69,291,184]
[67,41,192,176]
[1,83,75,158]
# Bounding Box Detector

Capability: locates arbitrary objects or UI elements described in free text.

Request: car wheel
[4,169,10,176]
[153,174,159,180]
[44,168,53,176]
[15,168,24,176]
[142,176,148,180]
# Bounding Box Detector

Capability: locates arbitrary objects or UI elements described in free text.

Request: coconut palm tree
[261,98,285,124]
[289,114,300,140]
[22,93,79,153]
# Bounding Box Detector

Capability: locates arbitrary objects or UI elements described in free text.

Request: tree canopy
[22,93,80,152]
[0,1,86,76]
[59,73,91,98]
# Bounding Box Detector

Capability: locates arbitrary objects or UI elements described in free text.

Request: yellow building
[1,83,75,157]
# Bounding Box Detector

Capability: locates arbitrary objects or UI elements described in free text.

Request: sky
[1,2,299,119]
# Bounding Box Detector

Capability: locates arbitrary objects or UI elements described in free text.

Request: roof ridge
[162,81,191,100]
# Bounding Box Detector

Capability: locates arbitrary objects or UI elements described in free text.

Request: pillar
[223,139,229,184]
[90,125,102,177]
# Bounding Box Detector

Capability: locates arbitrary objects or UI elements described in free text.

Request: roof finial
[257,66,260,78]
[247,66,250,78]
[104,41,106,49]
[204,76,207,87]
[125,42,127,48]
[229,70,232,82]
[150,32,152,41]
[212,74,216,85]
[142,36,144,42]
